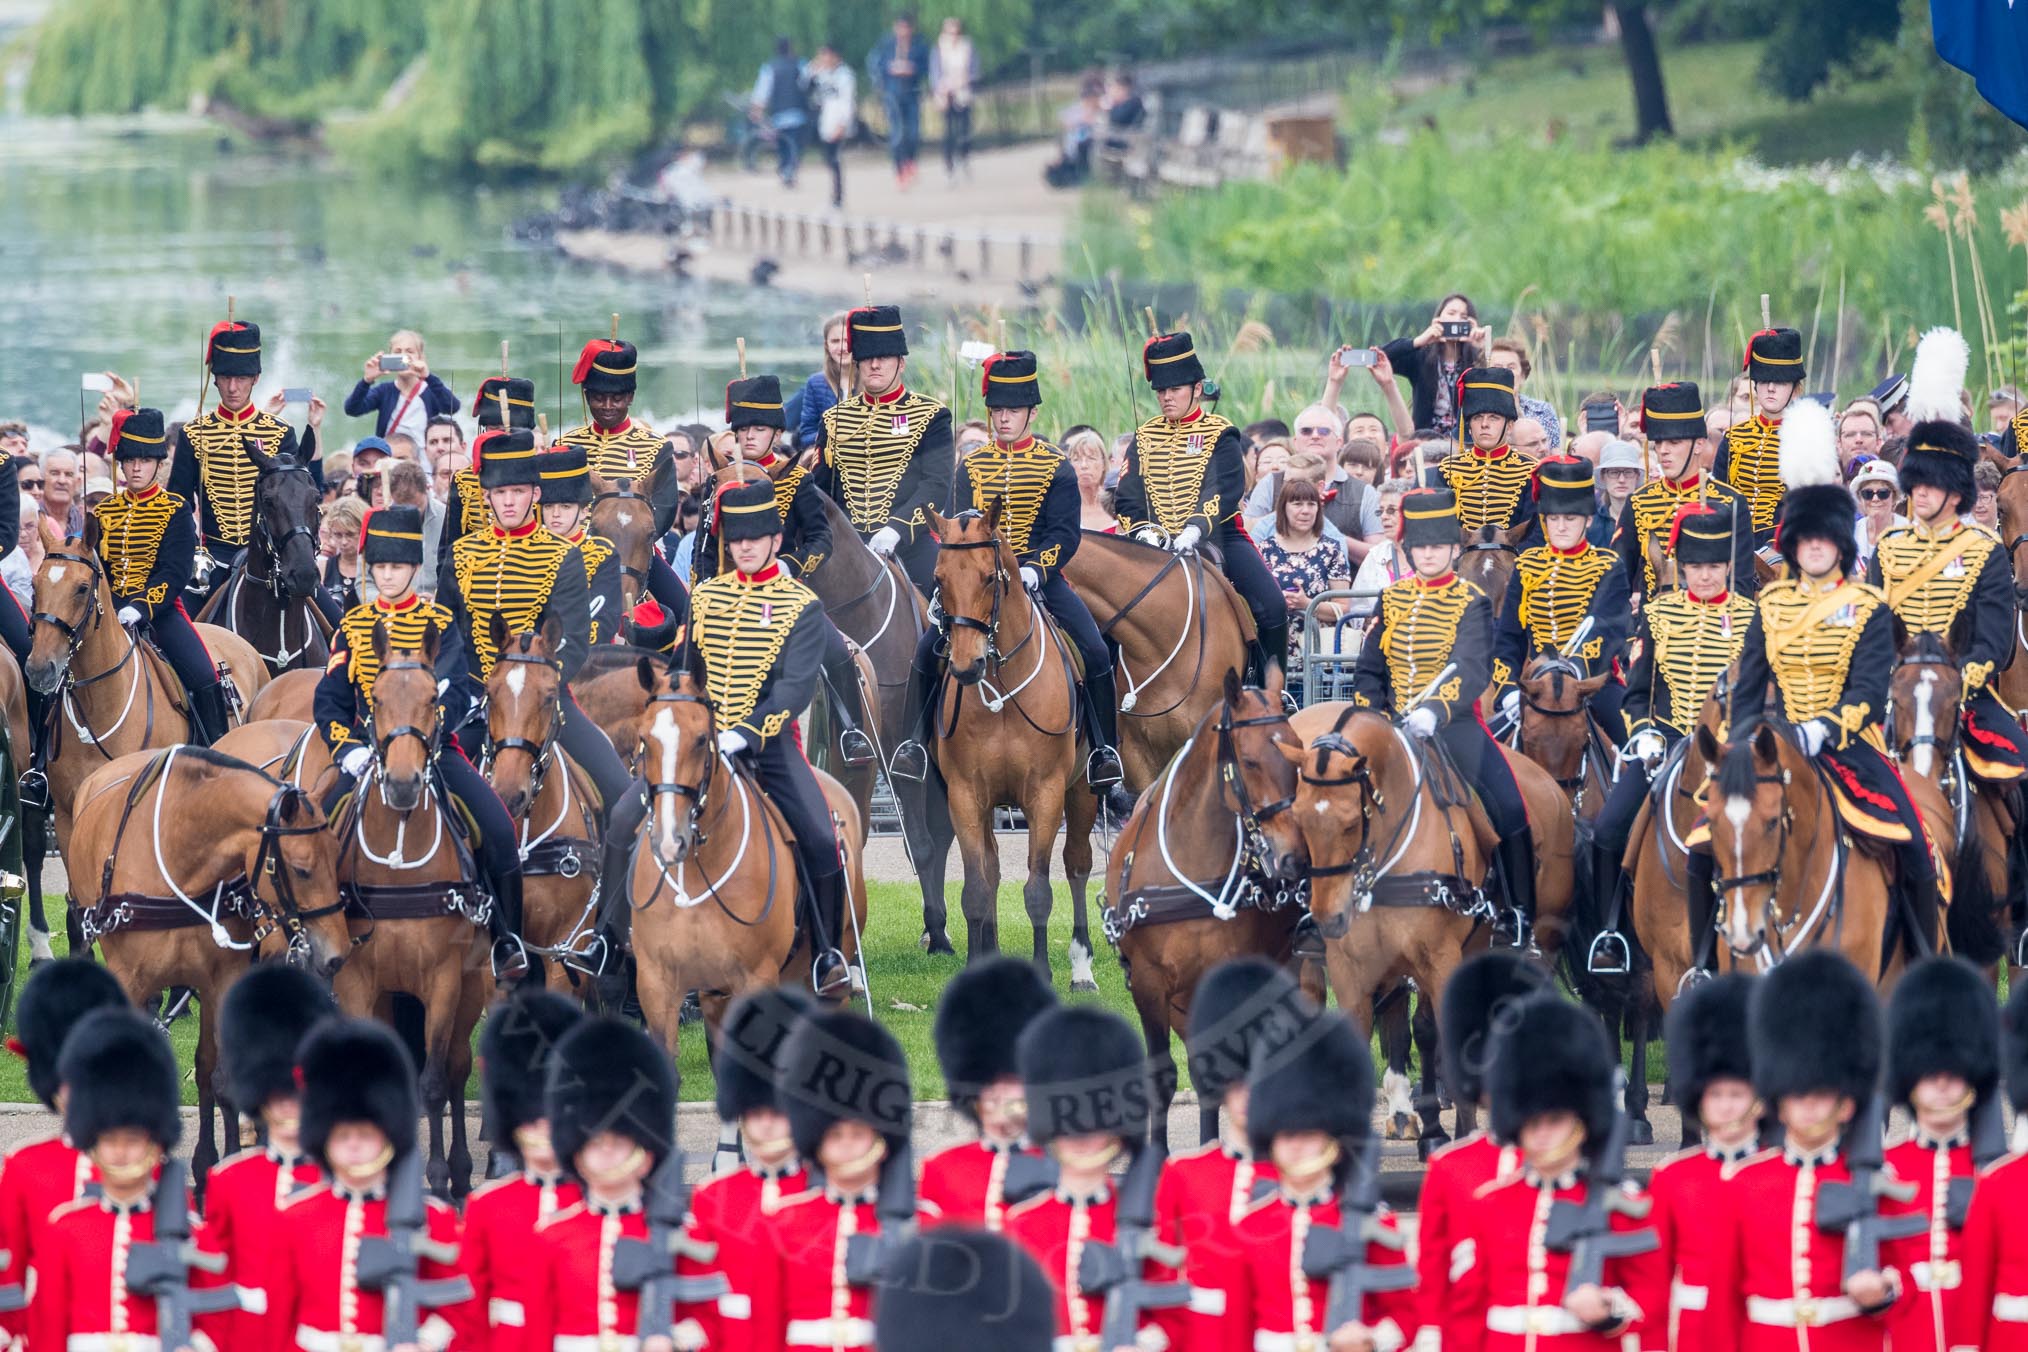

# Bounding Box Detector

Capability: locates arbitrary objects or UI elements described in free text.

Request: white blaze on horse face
[1912,671,1938,780]
[504,663,526,701]
[649,704,682,855]
[1723,794,1754,948]
[45,566,64,587]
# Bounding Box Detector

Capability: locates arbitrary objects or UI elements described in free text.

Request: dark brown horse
[195,440,332,674]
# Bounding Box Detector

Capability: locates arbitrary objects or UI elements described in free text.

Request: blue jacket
[798,371,841,449]
[342,375,460,437]
[867,33,930,102]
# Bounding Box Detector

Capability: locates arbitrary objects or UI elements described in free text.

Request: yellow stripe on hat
[489,395,535,407]
[1462,381,1513,392]
[366,528,425,541]
[1147,348,1197,364]
[1643,408,1705,420]
[1751,350,1803,365]
[721,499,780,515]
[1401,504,1457,521]
[851,321,904,332]
[116,430,165,444]
[485,447,539,461]
[1680,523,1730,541]
[986,371,1039,383]
[591,360,637,374]
[731,400,784,410]
[211,343,259,354]
[1543,471,1596,489]
[539,465,588,480]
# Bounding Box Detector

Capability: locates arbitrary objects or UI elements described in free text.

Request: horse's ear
[371,618,390,668]
[488,609,509,658]
[1576,671,1610,698]
[1694,721,1720,766]
[1222,666,1242,706]
[1753,721,1782,763]
[1891,612,1910,652]
[420,619,441,666]
[1503,519,1534,548]
[637,655,659,693]
[540,613,564,656]
[1264,660,1286,706]
[986,494,1004,534]
[590,468,613,497]
[925,506,947,539]
[243,437,279,474]
[82,516,102,555]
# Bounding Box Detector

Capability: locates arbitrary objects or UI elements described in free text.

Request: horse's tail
[1944,818,2005,965]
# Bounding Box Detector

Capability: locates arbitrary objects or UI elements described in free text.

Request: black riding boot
[18,693,50,812]
[187,682,231,748]
[487,870,531,986]
[1495,831,1537,949]
[1257,620,1290,685]
[809,869,850,997]
[1685,848,1718,978]
[890,644,942,784]
[824,660,877,767]
[1080,668,1137,819]
[590,781,648,997]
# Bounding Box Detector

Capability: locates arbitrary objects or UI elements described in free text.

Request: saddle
[134,641,192,721]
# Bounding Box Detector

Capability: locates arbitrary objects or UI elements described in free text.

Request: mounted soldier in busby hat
[873,1226,1058,1352]
[535,445,624,645]
[442,374,538,564]
[813,303,956,594]
[1439,364,1540,534]
[1625,380,1753,607]
[891,349,1135,815]
[922,956,1058,1230]
[1715,326,1806,544]
[1115,330,1289,685]
[561,327,666,482]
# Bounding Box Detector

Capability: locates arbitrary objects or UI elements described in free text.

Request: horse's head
[637,651,717,867]
[26,539,106,694]
[248,440,324,599]
[1213,667,1306,881]
[1888,623,1964,779]
[485,612,565,820]
[250,785,350,980]
[1279,706,1392,940]
[1518,656,1608,785]
[929,504,1011,685]
[366,618,442,813]
[1993,458,2028,586]
[1456,523,1523,599]
[1694,720,1798,960]
[1642,527,1678,595]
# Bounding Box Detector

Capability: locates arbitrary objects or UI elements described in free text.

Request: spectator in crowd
[751,37,812,188]
[1350,480,1413,614]
[1344,410,1391,456]
[1509,416,1550,460]
[1252,439,1291,488]
[955,420,990,459]
[1593,438,1644,546]
[15,454,42,506]
[806,44,857,208]
[869,12,930,187]
[1246,412,1380,561]
[1877,434,1908,468]
[1258,477,1349,676]
[320,495,368,612]
[1063,427,1115,531]
[39,448,82,545]
[1487,338,1563,448]
[351,436,392,507]
[1850,459,1903,565]
[1339,438,1384,487]
[382,459,442,599]
[1725,372,1754,420]
[1045,76,1106,188]
[1321,348,1412,449]
[4,493,37,609]
[1836,405,1882,472]
[83,451,110,489]
[82,473,113,514]
[1379,294,1488,440]
[1101,70,1146,154]
[1567,430,1610,467]
[1289,403,1345,467]
[78,374,136,459]
[385,431,422,471]
[0,423,26,459]
[323,451,354,504]
[800,313,856,450]
[344,331,457,444]
[424,415,465,486]
[1975,460,2002,532]
[1706,406,1736,441]
[661,430,705,495]
[1243,419,1291,461]
[1992,386,2023,438]
[931,17,977,182]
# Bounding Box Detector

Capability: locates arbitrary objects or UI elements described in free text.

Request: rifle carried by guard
[612,1149,730,1339]
[1301,1134,1415,1334]
[124,1158,240,1348]
[1814,1093,1925,1279]
[352,1149,475,1342]
[1543,1102,1658,1291]
[845,1141,919,1286]
[1076,1146,1189,1351]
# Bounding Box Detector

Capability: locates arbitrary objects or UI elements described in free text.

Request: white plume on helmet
[1777,396,1839,489]
[1905,326,1971,427]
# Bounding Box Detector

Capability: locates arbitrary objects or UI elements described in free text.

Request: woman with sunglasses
[1849,458,1904,567]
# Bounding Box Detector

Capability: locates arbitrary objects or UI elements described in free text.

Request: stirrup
[1493,907,1531,950]
[838,727,876,767]
[2014,925,2028,970]
[561,933,611,978]
[1676,965,1713,996]
[812,947,851,998]
[17,769,48,812]
[1290,913,1326,961]
[890,740,930,783]
[1086,744,1125,788]
[1586,930,1632,976]
[491,935,532,985]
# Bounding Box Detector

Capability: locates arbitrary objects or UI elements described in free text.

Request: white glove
[1625,730,1667,766]
[1019,565,1042,590]
[1403,707,1439,739]
[340,747,372,778]
[117,605,143,629]
[716,729,749,757]
[1498,689,1520,723]
[1171,525,1203,553]
[1798,719,1832,756]
[868,526,901,556]
[1135,528,1164,546]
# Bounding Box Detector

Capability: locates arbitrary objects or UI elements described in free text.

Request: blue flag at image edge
[1933,0,2028,128]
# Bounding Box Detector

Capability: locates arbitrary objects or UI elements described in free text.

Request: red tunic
[1644,1144,1755,1352]
[1154,1140,1277,1352]
[1882,1135,1977,1352]
[29,1193,233,1352]
[267,1180,475,1352]
[762,1186,889,1351]
[1004,1187,1186,1351]
[919,1140,1035,1232]
[0,1132,94,1340]
[1958,1151,2028,1351]
[691,1163,807,1352]
[522,1197,720,1352]
[1704,1147,1917,1352]
[460,1170,579,1352]
[1451,1167,1667,1351]
[1226,1187,1415,1352]
[203,1146,324,1350]
[1412,1130,1514,1350]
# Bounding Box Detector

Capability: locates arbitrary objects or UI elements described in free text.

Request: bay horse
[328,620,489,1198]
[1107,667,1316,1150]
[195,440,332,674]
[216,718,334,796]
[926,504,1098,977]
[243,667,321,722]
[24,541,268,955]
[64,745,349,1184]
[586,457,682,645]
[627,658,869,1057]
[1627,672,1735,1013]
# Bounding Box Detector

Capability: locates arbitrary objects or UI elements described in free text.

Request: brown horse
[244,667,320,723]
[587,459,681,645]
[65,746,349,1182]
[1108,667,1316,1150]
[215,718,335,797]
[926,504,1098,977]
[327,621,489,1197]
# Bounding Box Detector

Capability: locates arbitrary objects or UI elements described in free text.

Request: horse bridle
[1214,702,1296,849]
[35,547,118,666]
[1887,645,1959,759]
[250,783,349,959]
[936,535,1026,666]
[642,689,720,841]
[1518,655,1602,797]
[1710,762,1799,954]
[485,651,564,803]
[254,460,320,600]
[591,483,658,601]
[1301,730,1387,881]
[365,659,445,774]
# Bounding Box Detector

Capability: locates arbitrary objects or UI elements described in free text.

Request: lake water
[0,116,825,447]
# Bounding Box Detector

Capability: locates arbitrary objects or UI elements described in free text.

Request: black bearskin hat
[981,352,1043,409]
[299,1018,419,1167]
[1898,422,1978,512]
[573,338,638,394]
[108,408,169,462]
[848,306,909,361]
[475,376,537,430]
[474,428,542,489]
[60,1007,181,1152]
[713,478,783,543]
[1887,956,1999,1106]
[546,1016,678,1172]
[480,989,584,1139]
[221,962,335,1113]
[1899,326,1978,512]
[1440,950,1551,1105]
[1458,366,1518,423]
[206,319,262,377]
[1186,957,1311,1103]
[1775,484,1859,577]
[781,1008,914,1160]
[1663,973,1755,1120]
[360,505,426,567]
[715,984,815,1122]
[12,958,129,1110]
[1749,948,1880,1105]
[1744,328,1805,385]
[1641,382,1706,443]
[873,1227,1058,1352]
[1246,1012,1375,1158]
[537,445,593,506]
[726,374,788,431]
[1488,995,1617,1155]
[1141,332,1204,390]
[934,958,1058,1121]
[1018,1005,1151,1146]
[1397,487,1463,548]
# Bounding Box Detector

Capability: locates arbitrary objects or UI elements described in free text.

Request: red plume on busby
[571,338,629,387]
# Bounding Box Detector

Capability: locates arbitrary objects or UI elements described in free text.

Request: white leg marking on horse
[504,664,526,700]
[1912,671,1937,780]
[1383,1068,1414,1122]
[1069,937,1094,987]
[649,705,681,857]
[28,927,52,962]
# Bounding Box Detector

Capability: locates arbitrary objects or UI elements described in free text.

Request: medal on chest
[891,413,909,435]
[1944,557,1966,579]
[1186,434,1205,454]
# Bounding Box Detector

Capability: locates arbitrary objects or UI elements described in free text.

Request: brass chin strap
[1526,1123,1588,1179]
[337,1144,397,1186]
[1055,1139,1125,1173]
[514,1123,553,1157]
[1699,1098,1764,1139]
[1277,1138,1342,1188]
[94,1146,163,1187]
[830,1137,888,1184]
[1785,1118,1841,1152]
[581,1144,649,1188]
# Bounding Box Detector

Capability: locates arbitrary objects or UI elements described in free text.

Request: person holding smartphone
[1379,292,1489,440]
[343,329,459,443]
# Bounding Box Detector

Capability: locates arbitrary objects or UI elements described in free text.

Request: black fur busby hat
[1397,487,1463,549]
[715,984,816,1122]
[1142,332,1204,390]
[1670,503,1737,569]
[1457,366,1518,423]
[475,376,537,430]
[474,427,542,490]
[60,1007,181,1152]
[934,957,1059,1122]
[1663,972,1756,1120]
[781,1008,914,1160]
[1017,1005,1151,1146]
[299,1017,419,1167]
[1441,950,1552,1106]
[1744,327,1806,385]
[1246,1012,1375,1158]
[12,958,129,1110]
[1488,995,1617,1154]
[1186,957,1312,1103]
[1887,956,1999,1107]
[1749,948,1880,1105]
[714,478,784,543]
[981,352,1043,410]
[108,408,169,462]
[1774,398,1856,575]
[572,338,638,394]
[206,319,262,378]
[547,1015,678,1172]
[873,1228,1058,1352]
[2005,978,2028,1113]
[726,375,787,431]
[1899,327,1979,512]
[1640,382,1706,443]
[537,445,593,506]
[480,988,584,1139]
[848,305,909,361]
[221,961,336,1113]
[1533,456,1597,517]
[360,505,426,566]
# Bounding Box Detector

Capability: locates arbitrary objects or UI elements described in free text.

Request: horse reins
[932,532,1076,737]
[636,688,781,926]
[35,547,151,760]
